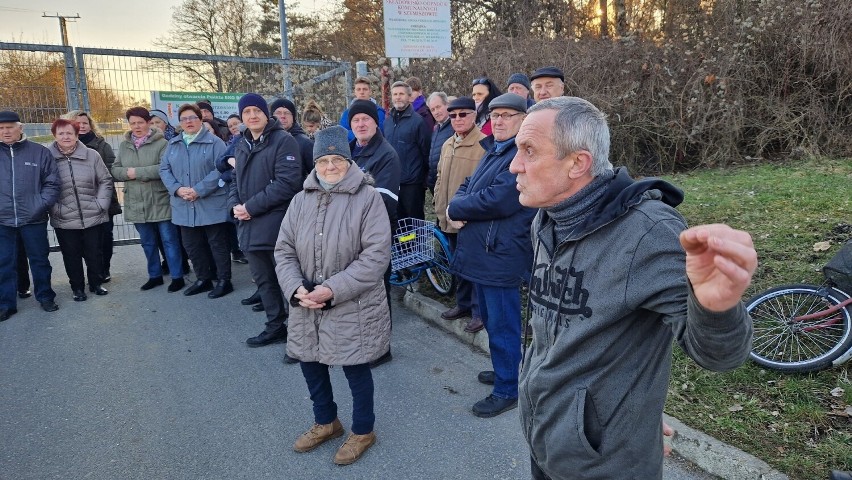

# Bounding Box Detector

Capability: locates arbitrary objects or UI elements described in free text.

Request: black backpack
[824,240,852,292]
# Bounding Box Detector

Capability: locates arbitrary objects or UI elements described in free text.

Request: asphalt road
[0,246,715,479]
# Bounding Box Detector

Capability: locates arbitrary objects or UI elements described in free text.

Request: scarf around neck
[544,170,615,244]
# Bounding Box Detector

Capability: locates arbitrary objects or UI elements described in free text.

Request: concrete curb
[403,290,789,480]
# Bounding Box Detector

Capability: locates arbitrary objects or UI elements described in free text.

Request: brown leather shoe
[464,316,484,333]
[333,432,376,465]
[294,419,344,453]
[441,306,471,320]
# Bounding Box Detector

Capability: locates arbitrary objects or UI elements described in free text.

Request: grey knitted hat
[313,125,352,162]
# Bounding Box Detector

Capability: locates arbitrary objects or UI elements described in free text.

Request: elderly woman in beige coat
[274,125,390,466]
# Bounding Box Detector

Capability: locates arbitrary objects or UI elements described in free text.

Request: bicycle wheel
[426,227,455,295]
[746,284,852,373]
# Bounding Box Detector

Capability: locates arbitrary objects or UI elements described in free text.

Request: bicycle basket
[824,240,852,292]
[391,218,434,272]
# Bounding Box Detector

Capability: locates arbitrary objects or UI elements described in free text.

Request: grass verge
[664,158,851,480]
[421,158,852,479]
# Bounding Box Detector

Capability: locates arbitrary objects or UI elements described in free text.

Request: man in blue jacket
[339,76,386,142]
[447,94,537,418]
[511,97,755,479]
[0,110,61,320]
[384,81,431,220]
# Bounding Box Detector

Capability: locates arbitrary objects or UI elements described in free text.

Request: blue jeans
[300,361,375,435]
[0,222,56,309]
[134,221,184,279]
[474,283,521,399]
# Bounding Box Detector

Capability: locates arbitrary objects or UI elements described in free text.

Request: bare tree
[155,0,260,92]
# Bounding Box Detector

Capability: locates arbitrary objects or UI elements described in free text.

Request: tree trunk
[615,0,628,37]
[600,0,608,38]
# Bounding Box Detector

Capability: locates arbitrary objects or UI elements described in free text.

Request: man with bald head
[509,97,756,479]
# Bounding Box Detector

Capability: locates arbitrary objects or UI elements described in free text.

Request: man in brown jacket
[433,97,488,333]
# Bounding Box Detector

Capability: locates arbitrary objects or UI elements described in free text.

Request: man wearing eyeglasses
[530,66,566,102]
[433,97,487,333]
[384,81,431,221]
[446,94,538,418]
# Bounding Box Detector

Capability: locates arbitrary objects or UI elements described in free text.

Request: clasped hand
[680,224,758,312]
[177,186,198,202]
[294,284,334,309]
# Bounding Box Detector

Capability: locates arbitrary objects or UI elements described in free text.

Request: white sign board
[383,0,452,58]
[150,91,245,125]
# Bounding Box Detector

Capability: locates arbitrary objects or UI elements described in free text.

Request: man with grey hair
[426,91,453,193]
[510,96,757,479]
[384,81,430,220]
[0,110,61,320]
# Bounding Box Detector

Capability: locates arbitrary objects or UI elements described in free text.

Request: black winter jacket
[0,135,60,227]
[350,131,401,226]
[383,105,430,186]
[231,119,303,251]
[427,119,454,191]
[287,122,315,182]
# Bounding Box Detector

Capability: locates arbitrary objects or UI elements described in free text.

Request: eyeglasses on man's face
[179,115,200,123]
[448,111,473,119]
[315,156,348,168]
[489,112,524,121]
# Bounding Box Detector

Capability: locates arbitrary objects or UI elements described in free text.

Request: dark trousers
[445,232,478,314]
[16,232,30,293]
[474,283,522,400]
[100,217,114,277]
[180,223,231,282]
[397,184,425,220]
[245,249,287,333]
[531,456,552,480]
[225,221,241,254]
[0,223,56,310]
[55,226,105,291]
[300,361,375,435]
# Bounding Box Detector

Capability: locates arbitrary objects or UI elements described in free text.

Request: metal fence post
[74,48,91,113]
[344,62,354,106]
[63,46,79,111]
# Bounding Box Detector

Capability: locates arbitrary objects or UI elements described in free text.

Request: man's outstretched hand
[680,224,758,312]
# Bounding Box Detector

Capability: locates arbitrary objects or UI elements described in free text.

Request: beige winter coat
[48,140,112,230]
[274,166,392,365]
[433,127,487,233]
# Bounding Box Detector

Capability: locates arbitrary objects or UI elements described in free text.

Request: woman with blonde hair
[300,100,334,140]
[63,110,121,283]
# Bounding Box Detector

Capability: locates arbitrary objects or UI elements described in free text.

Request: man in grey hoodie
[509,97,757,479]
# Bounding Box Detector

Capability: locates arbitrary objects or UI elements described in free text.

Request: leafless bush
[384,0,852,174]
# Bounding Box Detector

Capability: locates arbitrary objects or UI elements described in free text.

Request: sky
[0,1,177,50]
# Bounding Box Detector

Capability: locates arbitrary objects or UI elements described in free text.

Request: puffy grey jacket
[274,167,391,365]
[0,134,60,227]
[47,141,112,230]
[160,128,229,227]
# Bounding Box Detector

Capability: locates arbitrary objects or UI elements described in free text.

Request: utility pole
[43,12,82,111]
[42,12,80,46]
[279,0,292,98]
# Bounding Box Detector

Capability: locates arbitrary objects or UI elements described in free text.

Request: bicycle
[746,284,852,373]
[388,218,455,295]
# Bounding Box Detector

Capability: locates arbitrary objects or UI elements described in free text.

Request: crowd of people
[0,64,761,477]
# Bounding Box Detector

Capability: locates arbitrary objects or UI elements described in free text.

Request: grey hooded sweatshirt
[519,168,753,479]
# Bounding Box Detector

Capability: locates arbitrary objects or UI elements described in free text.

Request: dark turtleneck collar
[544,170,615,245]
